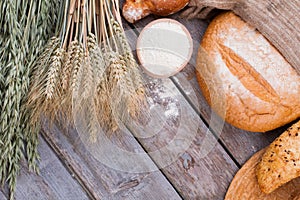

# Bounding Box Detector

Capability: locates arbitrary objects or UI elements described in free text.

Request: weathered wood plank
[41,120,182,200]
[36,19,239,199]
[126,9,283,165]
[0,191,7,200]
[127,77,238,199]
[121,19,239,199]
[13,137,89,200]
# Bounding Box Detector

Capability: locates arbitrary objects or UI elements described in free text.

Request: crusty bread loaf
[123,0,189,23]
[196,12,300,132]
[257,120,300,194]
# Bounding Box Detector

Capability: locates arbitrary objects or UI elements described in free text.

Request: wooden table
[1,3,287,200]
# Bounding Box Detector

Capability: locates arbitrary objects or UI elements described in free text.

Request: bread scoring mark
[218,43,280,104]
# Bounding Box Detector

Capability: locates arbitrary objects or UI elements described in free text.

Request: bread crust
[196,12,300,132]
[257,120,300,194]
[123,0,189,23]
[225,149,300,199]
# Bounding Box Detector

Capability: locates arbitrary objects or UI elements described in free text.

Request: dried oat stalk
[0,0,59,199]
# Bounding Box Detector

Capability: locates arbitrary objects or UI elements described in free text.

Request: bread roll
[257,120,300,194]
[225,149,300,200]
[123,0,189,23]
[196,12,300,132]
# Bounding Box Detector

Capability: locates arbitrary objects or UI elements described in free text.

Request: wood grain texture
[121,17,238,199]
[10,1,289,199]
[12,137,89,200]
[129,12,284,165]
[129,77,238,199]
[41,121,182,200]
[0,190,7,200]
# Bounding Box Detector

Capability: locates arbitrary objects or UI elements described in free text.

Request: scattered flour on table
[147,81,180,118]
[164,101,179,117]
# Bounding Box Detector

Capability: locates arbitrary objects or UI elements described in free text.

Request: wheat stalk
[94,66,118,132]
[27,43,65,128]
[22,0,60,180]
[59,41,78,124]
[87,34,106,86]
[62,42,76,90]
[45,48,64,100]
[112,19,145,94]
[22,1,148,183]
[70,41,84,97]
[108,18,148,122]
[81,55,95,99]
[31,37,61,86]
[106,52,128,121]
[26,38,61,125]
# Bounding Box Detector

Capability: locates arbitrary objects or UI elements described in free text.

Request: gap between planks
[121,10,241,169]
[41,120,182,199]
[2,136,90,200]
[40,130,98,200]
[121,17,238,199]
[124,9,283,167]
[41,22,239,198]
[38,5,239,200]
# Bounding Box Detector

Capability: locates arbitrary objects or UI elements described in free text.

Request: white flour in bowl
[137,19,192,78]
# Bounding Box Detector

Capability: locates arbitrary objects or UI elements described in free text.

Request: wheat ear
[26,38,61,125]
[87,34,106,86]
[111,19,148,121]
[70,41,84,98]
[45,47,64,100]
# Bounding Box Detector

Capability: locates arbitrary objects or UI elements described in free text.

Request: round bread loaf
[196,12,300,132]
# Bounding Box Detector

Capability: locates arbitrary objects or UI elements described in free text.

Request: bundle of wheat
[1,0,146,198]
[26,0,146,139]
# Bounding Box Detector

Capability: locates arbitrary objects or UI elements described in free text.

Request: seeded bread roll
[196,12,300,132]
[257,120,300,194]
[225,149,300,200]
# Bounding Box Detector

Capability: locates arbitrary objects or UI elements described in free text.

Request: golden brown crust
[122,0,152,23]
[225,149,300,200]
[122,0,189,23]
[150,0,189,16]
[257,120,300,194]
[196,12,300,132]
[195,70,211,105]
